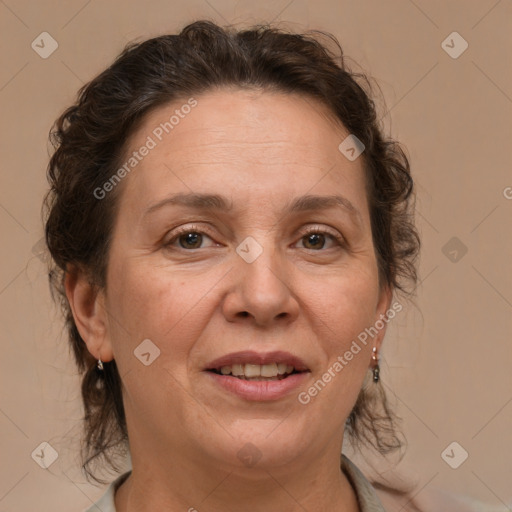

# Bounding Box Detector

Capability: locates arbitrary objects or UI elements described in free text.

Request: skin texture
[66,88,392,511]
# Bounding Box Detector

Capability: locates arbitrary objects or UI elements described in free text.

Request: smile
[204,351,311,401]
[210,362,300,380]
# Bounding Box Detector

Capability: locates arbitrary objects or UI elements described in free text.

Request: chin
[217,427,310,471]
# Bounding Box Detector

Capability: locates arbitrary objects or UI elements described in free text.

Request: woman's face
[92,89,391,470]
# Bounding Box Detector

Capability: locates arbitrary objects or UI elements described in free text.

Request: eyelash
[163,224,345,251]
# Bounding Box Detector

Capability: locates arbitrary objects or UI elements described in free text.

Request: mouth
[207,362,305,381]
[203,350,311,401]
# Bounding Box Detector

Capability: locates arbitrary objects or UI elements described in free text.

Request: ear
[64,266,114,362]
[372,284,394,354]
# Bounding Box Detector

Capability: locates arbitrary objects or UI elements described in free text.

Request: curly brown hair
[43,19,421,499]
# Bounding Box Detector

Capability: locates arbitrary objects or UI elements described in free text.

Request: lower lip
[205,371,309,401]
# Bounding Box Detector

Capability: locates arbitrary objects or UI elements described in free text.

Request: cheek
[333,286,379,347]
[105,258,220,368]
[303,267,379,407]
[303,283,377,425]
[308,265,380,347]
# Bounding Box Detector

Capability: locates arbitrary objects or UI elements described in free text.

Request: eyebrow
[142,192,363,225]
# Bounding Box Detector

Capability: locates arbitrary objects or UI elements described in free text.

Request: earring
[97,358,104,371]
[371,346,380,383]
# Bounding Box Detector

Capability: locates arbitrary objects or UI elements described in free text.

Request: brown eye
[302,232,327,250]
[163,225,217,250]
[296,228,343,251]
[177,232,204,249]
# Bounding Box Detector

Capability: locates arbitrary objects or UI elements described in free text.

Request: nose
[221,242,300,328]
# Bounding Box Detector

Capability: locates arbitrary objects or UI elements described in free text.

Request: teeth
[277,363,288,375]
[244,364,261,378]
[231,364,244,376]
[261,363,278,377]
[217,363,297,379]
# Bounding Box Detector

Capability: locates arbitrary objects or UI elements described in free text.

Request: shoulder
[413,487,512,512]
[342,455,512,512]
[82,471,131,512]
[375,476,511,512]
[341,454,388,511]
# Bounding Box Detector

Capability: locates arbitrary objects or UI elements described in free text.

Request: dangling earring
[371,346,380,383]
[97,358,104,371]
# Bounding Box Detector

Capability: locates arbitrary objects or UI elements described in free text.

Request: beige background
[1,0,511,510]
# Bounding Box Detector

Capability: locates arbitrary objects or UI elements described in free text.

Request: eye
[295,227,344,251]
[163,225,217,250]
[163,225,345,252]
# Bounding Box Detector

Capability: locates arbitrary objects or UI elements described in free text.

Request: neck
[114,442,360,512]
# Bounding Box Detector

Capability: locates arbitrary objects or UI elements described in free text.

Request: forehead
[117,88,368,221]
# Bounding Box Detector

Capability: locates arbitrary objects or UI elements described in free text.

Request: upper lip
[205,350,310,372]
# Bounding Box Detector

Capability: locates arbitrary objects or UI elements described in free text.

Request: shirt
[83,454,386,511]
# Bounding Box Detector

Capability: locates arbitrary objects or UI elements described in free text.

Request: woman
[43,20,422,511]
